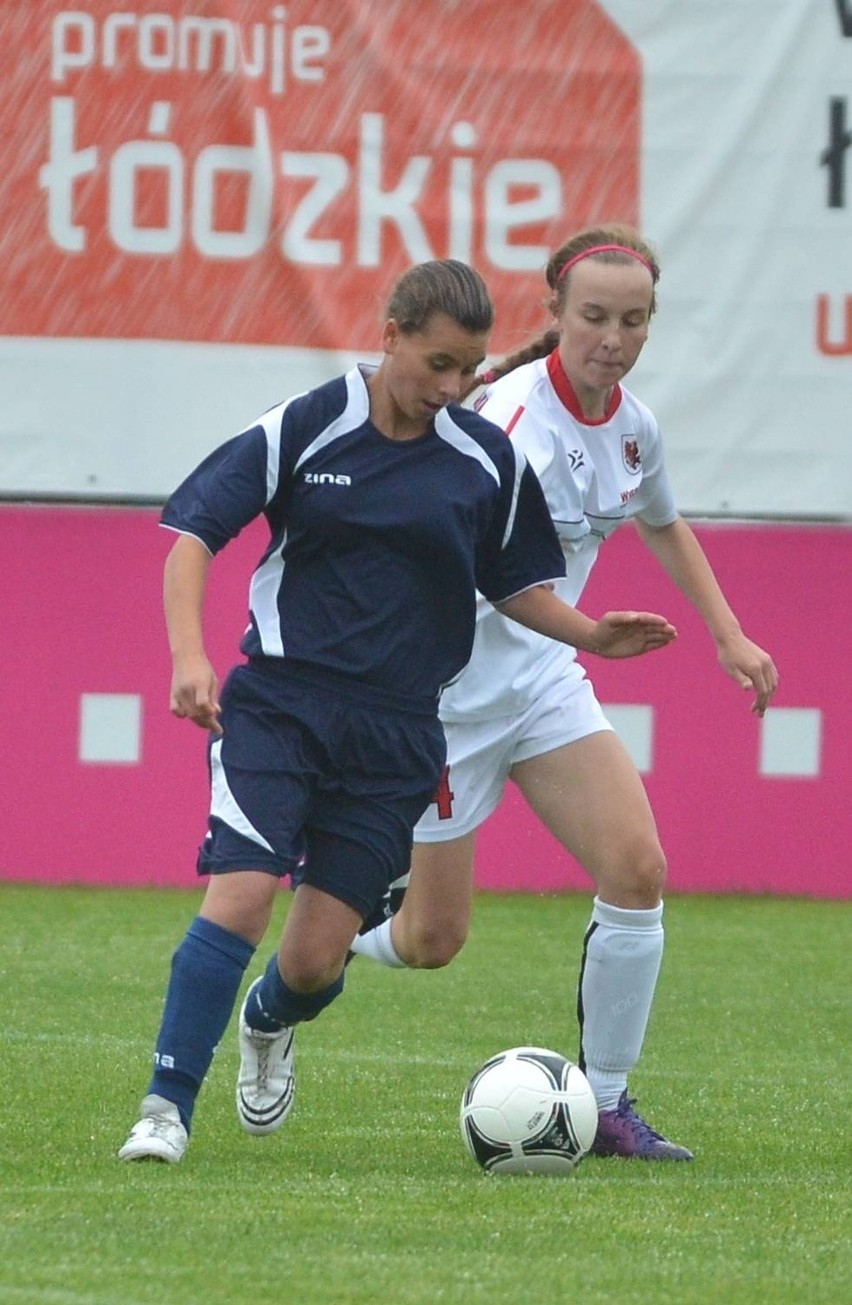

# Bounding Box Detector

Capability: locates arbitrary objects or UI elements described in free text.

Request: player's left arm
[635,514,779,715]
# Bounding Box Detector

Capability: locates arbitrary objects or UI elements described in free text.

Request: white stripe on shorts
[209,738,275,853]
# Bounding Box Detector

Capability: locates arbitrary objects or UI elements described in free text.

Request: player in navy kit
[350,230,779,1160]
[118,259,677,1163]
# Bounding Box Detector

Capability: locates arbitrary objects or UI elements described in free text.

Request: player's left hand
[716,632,778,716]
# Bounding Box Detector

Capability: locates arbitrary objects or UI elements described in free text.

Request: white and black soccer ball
[460,1046,598,1175]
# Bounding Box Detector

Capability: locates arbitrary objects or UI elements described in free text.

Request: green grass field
[1,883,848,1305]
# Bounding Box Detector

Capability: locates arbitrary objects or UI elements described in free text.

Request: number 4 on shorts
[432,765,454,819]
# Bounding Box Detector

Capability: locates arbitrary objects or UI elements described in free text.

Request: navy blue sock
[146,916,255,1132]
[245,951,344,1030]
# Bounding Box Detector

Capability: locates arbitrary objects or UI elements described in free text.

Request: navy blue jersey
[162,366,565,706]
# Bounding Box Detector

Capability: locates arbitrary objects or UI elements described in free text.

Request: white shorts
[415,674,612,842]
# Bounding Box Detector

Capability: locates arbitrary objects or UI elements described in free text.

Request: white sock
[348,918,408,967]
[578,896,664,1111]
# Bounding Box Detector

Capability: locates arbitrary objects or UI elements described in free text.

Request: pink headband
[556,243,654,283]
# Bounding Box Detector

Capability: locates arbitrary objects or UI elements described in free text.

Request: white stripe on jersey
[293,369,370,475]
[501,440,527,550]
[248,529,287,656]
[251,370,371,656]
[237,397,302,505]
[434,407,501,487]
[209,738,275,851]
[260,406,283,504]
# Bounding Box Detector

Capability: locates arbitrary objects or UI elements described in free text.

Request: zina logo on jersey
[304,472,352,485]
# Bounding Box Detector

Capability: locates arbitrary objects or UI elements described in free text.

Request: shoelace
[254,1040,272,1090]
[145,1115,179,1140]
[249,1027,290,1089]
[616,1095,666,1143]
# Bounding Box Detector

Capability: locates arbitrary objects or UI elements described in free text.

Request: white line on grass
[0,1288,151,1305]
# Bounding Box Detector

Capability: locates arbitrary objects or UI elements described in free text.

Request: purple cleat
[591,1092,694,1161]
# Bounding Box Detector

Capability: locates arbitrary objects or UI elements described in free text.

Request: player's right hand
[590,611,677,659]
[169,654,223,734]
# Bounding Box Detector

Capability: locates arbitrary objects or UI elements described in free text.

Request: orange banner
[2,1,639,352]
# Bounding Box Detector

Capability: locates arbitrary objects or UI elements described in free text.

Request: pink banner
[2,505,849,897]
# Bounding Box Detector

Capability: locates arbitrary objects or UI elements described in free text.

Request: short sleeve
[475,443,566,603]
[634,417,678,527]
[160,424,275,554]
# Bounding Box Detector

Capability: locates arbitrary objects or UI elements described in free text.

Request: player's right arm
[159,415,286,733]
[498,584,677,658]
[163,533,222,735]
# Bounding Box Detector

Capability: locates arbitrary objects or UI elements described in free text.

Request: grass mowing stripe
[1,883,848,1305]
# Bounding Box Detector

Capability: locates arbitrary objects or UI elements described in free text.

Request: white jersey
[439,350,678,722]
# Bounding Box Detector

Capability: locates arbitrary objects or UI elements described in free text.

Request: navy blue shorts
[196,659,446,919]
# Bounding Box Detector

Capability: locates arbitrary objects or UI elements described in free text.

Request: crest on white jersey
[622,434,642,474]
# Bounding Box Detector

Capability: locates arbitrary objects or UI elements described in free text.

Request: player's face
[377,312,489,438]
[555,260,654,417]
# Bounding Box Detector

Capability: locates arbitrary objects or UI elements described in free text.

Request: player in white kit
[350,226,779,1160]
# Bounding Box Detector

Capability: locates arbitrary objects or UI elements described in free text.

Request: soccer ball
[460,1046,598,1175]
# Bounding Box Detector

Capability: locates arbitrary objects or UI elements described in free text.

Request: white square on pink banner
[760,708,822,778]
[79,693,142,764]
[602,704,653,774]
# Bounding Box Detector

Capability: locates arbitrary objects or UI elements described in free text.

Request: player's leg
[393,833,478,967]
[119,663,311,1162]
[350,869,412,943]
[346,836,477,969]
[511,726,692,1159]
[118,868,279,1163]
[242,853,367,1039]
[238,692,448,1131]
[236,875,363,1136]
[236,815,403,1137]
[512,727,664,907]
[349,716,511,969]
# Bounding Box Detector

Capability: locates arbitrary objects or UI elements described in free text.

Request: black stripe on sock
[576,919,599,1073]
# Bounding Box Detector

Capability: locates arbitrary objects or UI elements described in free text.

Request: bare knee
[596,838,667,909]
[200,870,278,947]
[633,848,667,907]
[400,834,476,967]
[279,886,361,990]
[397,915,469,969]
[280,944,345,992]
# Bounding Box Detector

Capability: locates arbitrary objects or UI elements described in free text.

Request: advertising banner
[1,1,849,514]
[2,505,848,897]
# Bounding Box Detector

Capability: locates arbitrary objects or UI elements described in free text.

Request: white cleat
[118,1094,188,1163]
[236,979,295,1135]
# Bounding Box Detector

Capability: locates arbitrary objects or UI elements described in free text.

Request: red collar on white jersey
[546,349,622,425]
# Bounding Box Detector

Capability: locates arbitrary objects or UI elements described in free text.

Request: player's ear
[381,319,400,355]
